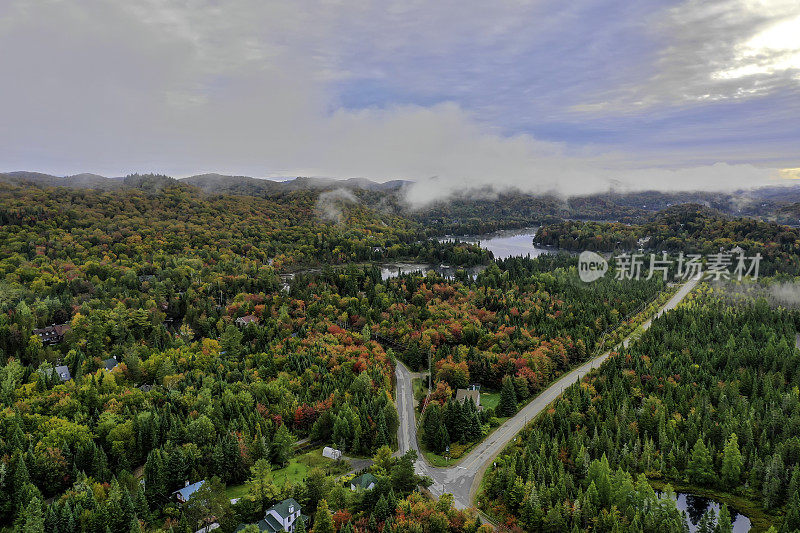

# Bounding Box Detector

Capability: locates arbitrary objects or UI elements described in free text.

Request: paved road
[394,277,700,511]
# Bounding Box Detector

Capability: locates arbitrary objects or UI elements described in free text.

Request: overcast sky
[2,0,799,202]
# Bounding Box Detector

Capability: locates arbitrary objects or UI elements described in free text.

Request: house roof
[267,498,301,519]
[41,365,72,382]
[103,357,119,371]
[236,315,258,324]
[455,389,480,404]
[352,472,377,489]
[172,480,205,501]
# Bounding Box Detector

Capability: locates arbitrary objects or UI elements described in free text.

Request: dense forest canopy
[2,179,800,532]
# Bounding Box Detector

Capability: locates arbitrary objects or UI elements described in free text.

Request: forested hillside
[534,204,800,275]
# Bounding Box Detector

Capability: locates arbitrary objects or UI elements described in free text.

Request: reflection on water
[662,492,751,532]
[285,228,555,282]
[439,227,552,260]
[379,263,487,281]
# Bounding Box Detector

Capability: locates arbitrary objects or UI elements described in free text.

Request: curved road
[395,277,700,510]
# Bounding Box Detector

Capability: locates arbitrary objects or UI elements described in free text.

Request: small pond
[664,492,752,532]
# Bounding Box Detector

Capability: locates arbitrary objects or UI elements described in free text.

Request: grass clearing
[225,447,350,501]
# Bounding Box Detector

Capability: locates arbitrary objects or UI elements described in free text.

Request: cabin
[322,446,342,460]
[236,498,305,532]
[455,388,482,410]
[172,480,205,504]
[350,473,377,491]
[235,315,258,327]
[33,323,70,345]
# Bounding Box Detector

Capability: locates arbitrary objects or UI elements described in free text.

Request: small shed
[322,447,342,460]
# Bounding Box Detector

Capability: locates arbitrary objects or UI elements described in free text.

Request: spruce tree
[498,376,518,417]
[721,433,743,489]
[686,438,715,486]
[311,499,335,533]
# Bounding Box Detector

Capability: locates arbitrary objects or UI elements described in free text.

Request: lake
[439,227,552,260]
[665,492,752,532]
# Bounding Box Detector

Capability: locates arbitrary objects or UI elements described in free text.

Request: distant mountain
[0,170,410,196]
[2,169,799,227]
[182,173,409,195]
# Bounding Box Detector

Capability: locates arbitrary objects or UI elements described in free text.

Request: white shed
[322,447,342,460]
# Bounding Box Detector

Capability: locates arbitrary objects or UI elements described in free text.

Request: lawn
[479,390,500,411]
[225,447,350,500]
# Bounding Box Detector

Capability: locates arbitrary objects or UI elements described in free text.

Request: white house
[258,498,304,533]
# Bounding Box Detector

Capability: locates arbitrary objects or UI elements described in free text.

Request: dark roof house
[33,323,70,345]
[103,356,119,372]
[350,472,377,491]
[237,498,305,533]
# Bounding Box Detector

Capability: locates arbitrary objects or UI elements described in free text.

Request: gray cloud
[0,0,796,206]
[315,189,357,224]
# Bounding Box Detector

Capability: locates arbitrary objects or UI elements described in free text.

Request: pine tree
[22,497,44,533]
[498,376,518,417]
[311,499,335,533]
[717,504,733,533]
[374,493,389,522]
[721,433,743,489]
[686,437,715,486]
[781,491,800,533]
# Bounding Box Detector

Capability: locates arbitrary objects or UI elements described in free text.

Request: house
[41,365,72,382]
[235,315,258,327]
[103,356,119,372]
[236,498,305,533]
[350,473,377,491]
[172,480,205,504]
[455,388,482,410]
[322,446,342,460]
[33,323,70,345]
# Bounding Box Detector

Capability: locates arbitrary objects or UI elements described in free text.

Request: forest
[2,179,800,532]
[482,285,800,532]
[534,204,800,275]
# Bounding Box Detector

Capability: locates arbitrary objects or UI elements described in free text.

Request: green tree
[270,424,295,466]
[246,459,279,508]
[498,376,518,417]
[721,434,743,489]
[22,497,44,533]
[686,438,715,486]
[311,499,335,533]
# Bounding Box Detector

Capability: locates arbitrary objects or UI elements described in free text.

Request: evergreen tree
[22,497,44,533]
[687,438,716,486]
[781,491,800,533]
[721,434,743,489]
[498,376,518,417]
[311,499,335,533]
[717,504,733,533]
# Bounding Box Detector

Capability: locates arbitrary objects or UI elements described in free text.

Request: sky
[1,0,799,203]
